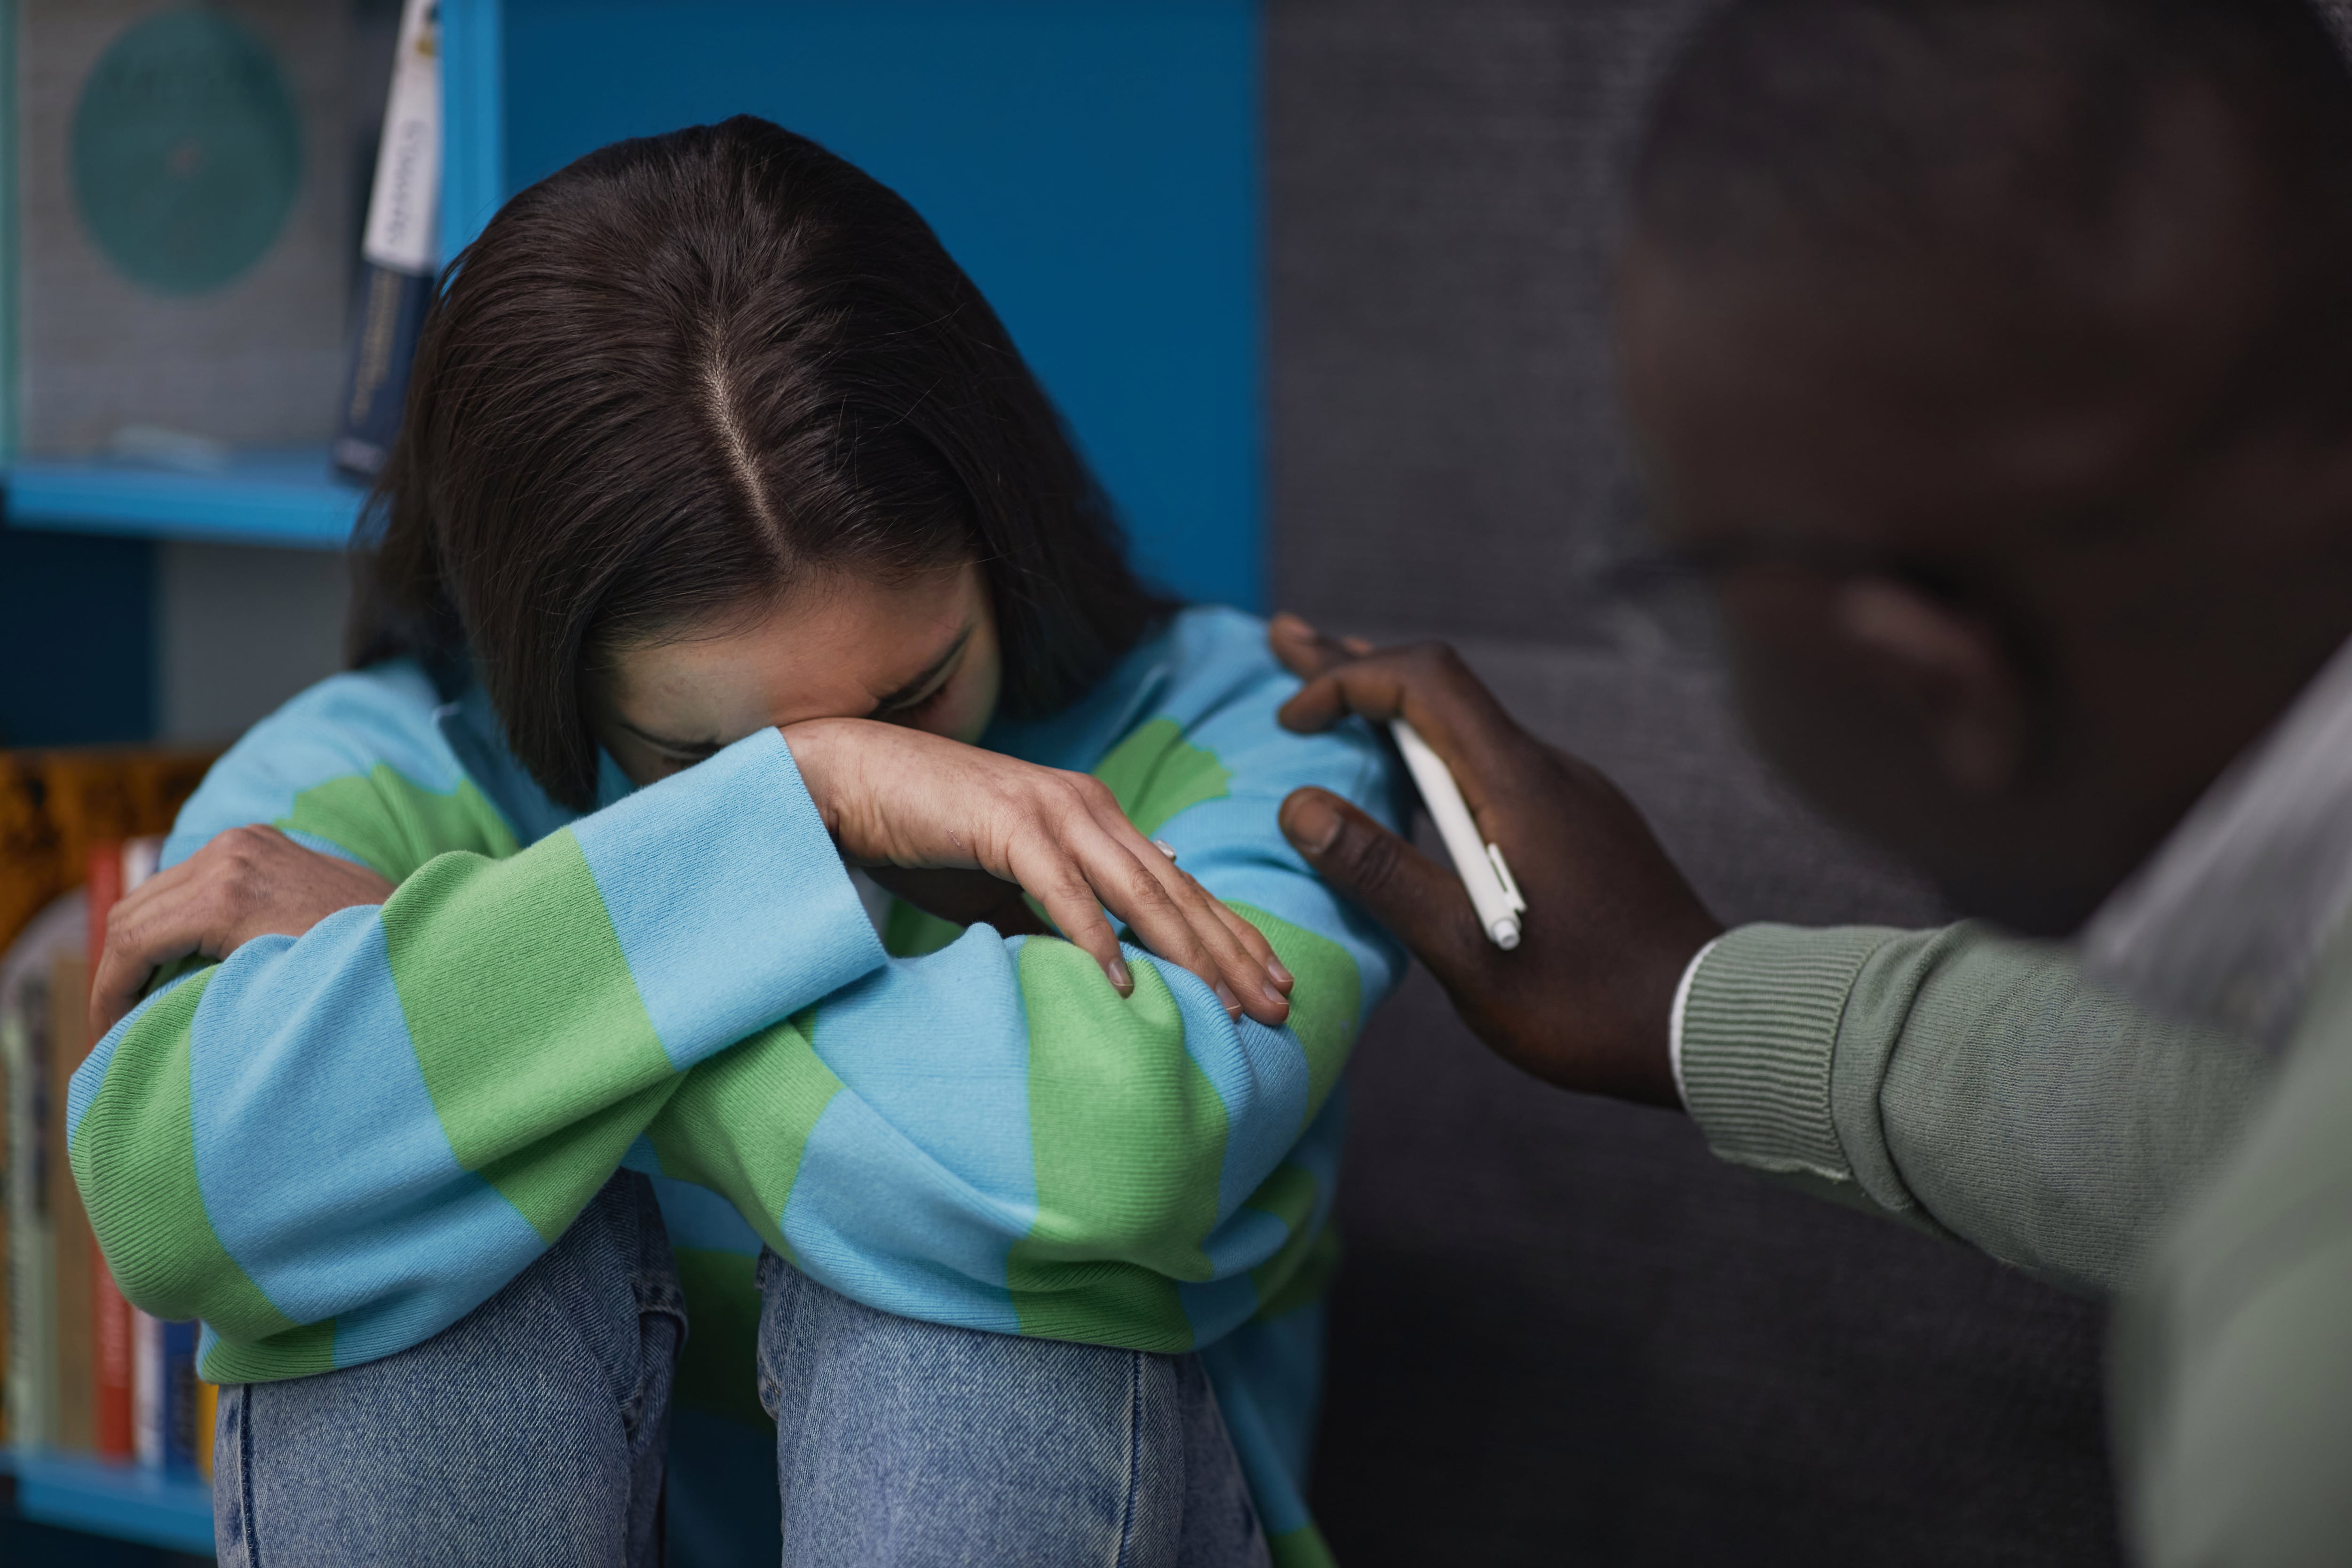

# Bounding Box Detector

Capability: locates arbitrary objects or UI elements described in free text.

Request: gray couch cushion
[1306,644,2119,1566]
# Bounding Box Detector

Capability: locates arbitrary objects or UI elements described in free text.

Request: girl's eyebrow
[870,623,974,715]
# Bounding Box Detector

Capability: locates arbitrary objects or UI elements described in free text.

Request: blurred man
[1275,1,2352,1562]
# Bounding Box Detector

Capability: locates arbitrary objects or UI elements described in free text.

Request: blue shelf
[5,444,362,549]
[2,1,1262,600]
[1,1450,215,1556]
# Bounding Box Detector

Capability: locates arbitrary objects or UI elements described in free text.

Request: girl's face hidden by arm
[591,559,1001,787]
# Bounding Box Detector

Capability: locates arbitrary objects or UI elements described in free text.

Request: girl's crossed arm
[70,642,1403,1382]
[643,653,1405,1353]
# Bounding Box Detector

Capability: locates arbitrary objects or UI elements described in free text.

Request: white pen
[1389,719,1526,950]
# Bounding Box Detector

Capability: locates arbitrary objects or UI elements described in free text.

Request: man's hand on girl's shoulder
[1269,613,1720,1107]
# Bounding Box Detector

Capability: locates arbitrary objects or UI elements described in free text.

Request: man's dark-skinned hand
[1269,612,1723,1107]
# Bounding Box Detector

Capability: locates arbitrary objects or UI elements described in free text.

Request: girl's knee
[757,1258,1265,1566]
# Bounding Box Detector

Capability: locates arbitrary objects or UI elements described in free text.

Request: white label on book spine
[362,0,444,276]
[123,836,162,893]
[134,1307,164,1468]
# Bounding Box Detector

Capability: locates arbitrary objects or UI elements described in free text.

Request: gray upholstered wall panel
[1268,0,1710,644]
[1267,4,2124,1563]
[1303,641,2118,1567]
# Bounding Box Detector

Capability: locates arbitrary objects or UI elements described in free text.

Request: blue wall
[473,0,1262,609]
[0,525,152,746]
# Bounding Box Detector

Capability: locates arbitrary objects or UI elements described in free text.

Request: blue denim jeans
[213,1171,1269,1567]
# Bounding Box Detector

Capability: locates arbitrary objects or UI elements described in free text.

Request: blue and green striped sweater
[67,606,1404,1561]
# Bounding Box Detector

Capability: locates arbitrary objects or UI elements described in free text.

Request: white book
[0,891,87,1454]
[3,1003,57,1455]
[133,1305,165,1468]
[123,837,162,893]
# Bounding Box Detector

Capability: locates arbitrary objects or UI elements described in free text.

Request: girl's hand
[89,826,397,1040]
[782,718,1295,1026]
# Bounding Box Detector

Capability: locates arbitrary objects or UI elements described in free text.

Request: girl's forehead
[605,563,986,735]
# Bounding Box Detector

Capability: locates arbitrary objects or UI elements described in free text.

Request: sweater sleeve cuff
[566,727,887,1067]
[1679,923,1895,1183]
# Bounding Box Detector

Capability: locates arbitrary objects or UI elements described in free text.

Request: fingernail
[1267,957,1295,987]
[1283,794,1344,856]
[1261,982,1289,1011]
[1215,981,1241,1017]
[1106,958,1133,994]
[1153,838,1179,860]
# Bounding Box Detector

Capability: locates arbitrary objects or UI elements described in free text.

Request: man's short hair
[1632,0,2352,435]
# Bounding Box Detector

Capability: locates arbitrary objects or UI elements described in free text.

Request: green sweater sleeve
[1680,922,2273,1294]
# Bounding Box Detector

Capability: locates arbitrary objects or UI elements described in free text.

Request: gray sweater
[1681,923,2266,1297]
[1681,637,2352,1568]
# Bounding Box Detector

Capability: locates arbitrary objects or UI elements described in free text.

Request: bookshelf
[9,3,1261,1561]
[2,2,1259,1557]
[1,0,1263,607]
[0,1451,215,1557]
[8,445,363,551]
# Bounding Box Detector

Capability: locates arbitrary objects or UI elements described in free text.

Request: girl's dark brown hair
[350,115,1168,810]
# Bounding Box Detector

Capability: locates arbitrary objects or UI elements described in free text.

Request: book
[1,961,51,1454]
[131,1301,197,1472]
[88,842,134,1461]
[118,837,209,1472]
[195,1371,217,1479]
[0,747,215,964]
[109,836,204,1474]
[132,1302,161,1467]
[1,888,83,1455]
[332,0,442,479]
[46,949,94,1453]
[93,1244,132,1459]
[0,752,210,1456]
[0,752,65,968]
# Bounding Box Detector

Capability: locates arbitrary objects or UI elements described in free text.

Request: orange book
[0,751,64,963]
[196,1377,218,1477]
[2,746,216,962]
[37,749,216,887]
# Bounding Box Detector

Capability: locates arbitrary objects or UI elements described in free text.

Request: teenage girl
[73,118,1401,1567]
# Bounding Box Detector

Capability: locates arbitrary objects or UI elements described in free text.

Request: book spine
[88,841,142,1461]
[332,0,443,480]
[120,837,160,899]
[0,1029,6,1452]
[195,1373,218,1478]
[164,1317,198,1469]
[133,1306,162,1469]
[3,1000,55,1455]
[133,1316,163,1476]
[44,951,93,1454]
[84,840,120,975]
[92,1253,132,1459]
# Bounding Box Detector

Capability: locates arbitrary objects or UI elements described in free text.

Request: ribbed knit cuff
[1680,923,1896,1182]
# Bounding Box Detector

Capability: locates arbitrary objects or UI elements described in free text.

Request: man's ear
[1833,577,2029,794]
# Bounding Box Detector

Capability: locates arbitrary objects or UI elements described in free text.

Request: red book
[86,842,135,1460]
[94,1260,134,1459]
[86,839,121,977]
